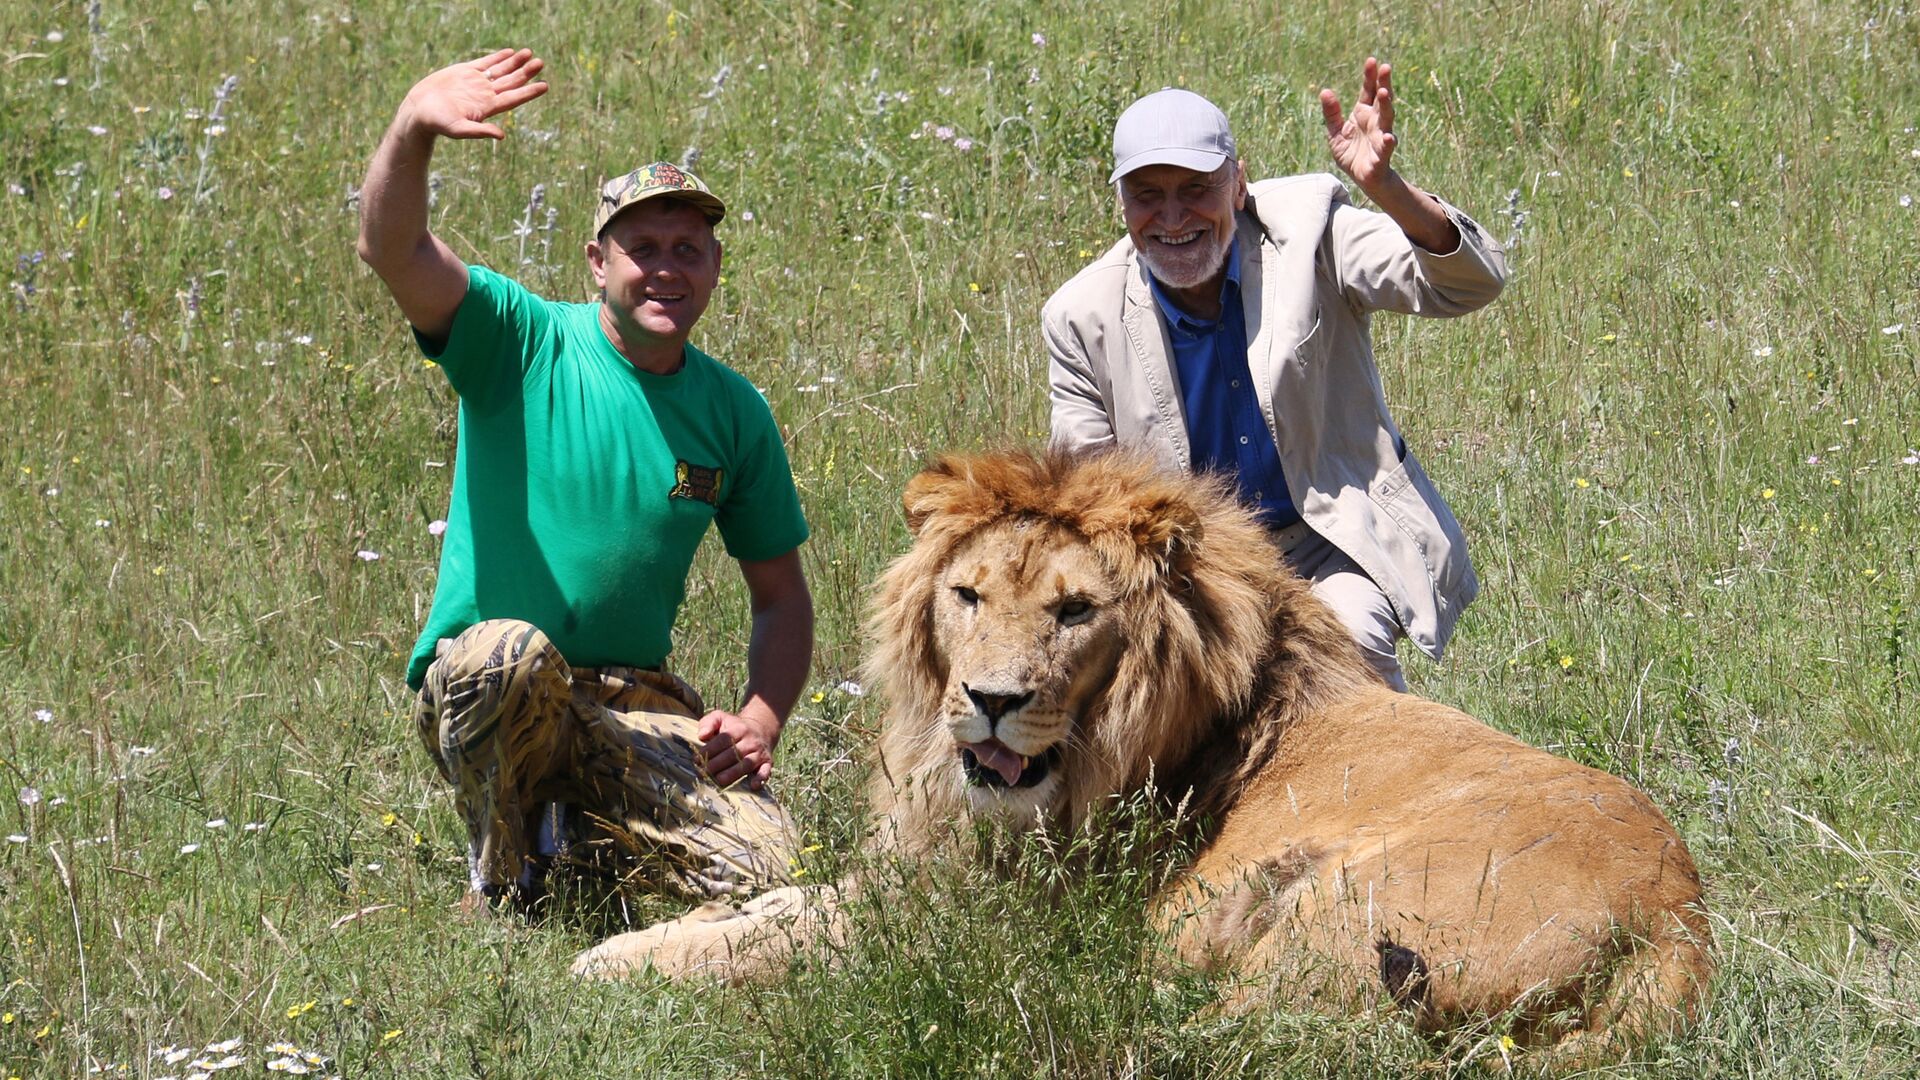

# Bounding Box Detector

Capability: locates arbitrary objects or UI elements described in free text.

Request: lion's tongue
[964,739,1025,786]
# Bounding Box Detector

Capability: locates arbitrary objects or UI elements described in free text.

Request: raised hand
[400,48,549,141]
[1320,56,1399,193]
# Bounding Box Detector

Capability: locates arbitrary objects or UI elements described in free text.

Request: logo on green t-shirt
[669,460,726,506]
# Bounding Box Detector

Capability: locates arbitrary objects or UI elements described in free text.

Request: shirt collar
[1146,234,1241,335]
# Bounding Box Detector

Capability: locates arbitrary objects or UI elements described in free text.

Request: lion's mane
[862,448,1379,848]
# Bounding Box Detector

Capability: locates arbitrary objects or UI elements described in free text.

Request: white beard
[1137,225,1234,291]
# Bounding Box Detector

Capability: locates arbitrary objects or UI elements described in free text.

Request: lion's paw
[570,901,741,982]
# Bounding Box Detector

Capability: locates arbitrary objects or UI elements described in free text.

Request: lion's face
[931,517,1127,823]
[868,451,1308,847]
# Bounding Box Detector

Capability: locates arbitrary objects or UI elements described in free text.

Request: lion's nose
[964,685,1034,723]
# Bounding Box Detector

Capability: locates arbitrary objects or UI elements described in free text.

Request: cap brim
[597,190,728,235]
[1109,147,1228,184]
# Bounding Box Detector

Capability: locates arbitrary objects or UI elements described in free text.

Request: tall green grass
[2,0,1916,1074]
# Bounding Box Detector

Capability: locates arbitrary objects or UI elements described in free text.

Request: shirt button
[1230,379,1241,388]
[1238,435,1249,445]
[1253,491,1264,499]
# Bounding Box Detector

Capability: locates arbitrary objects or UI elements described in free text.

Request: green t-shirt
[406,265,809,689]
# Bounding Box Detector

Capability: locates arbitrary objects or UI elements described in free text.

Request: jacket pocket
[1370,452,1470,598]
[1290,305,1325,365]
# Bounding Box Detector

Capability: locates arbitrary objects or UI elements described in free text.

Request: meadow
[2,0,1916,1074]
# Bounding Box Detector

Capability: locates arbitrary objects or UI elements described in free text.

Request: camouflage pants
[413,619,796,902]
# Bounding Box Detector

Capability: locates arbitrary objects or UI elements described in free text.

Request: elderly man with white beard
[1044,59,1508,689]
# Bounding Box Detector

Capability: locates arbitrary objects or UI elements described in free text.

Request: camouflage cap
[592,162,727,235]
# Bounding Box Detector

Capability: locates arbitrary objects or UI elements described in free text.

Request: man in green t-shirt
[357,48,814,910]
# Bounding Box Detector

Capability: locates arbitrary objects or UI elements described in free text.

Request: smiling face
[931,517,1128,824]
[1117,160,1246,296]
[587,199,722,373]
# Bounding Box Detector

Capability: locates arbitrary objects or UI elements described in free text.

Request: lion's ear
[901,456,972,536]
[1126,493,1203,570]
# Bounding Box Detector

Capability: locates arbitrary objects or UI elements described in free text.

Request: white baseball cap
[1109,88,1236,183]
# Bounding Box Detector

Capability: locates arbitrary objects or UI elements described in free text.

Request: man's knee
[430,619,568,687]
[420,619,574,766]
[1307,571,1408,691]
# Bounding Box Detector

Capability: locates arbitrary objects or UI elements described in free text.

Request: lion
[574,449,1712,1068]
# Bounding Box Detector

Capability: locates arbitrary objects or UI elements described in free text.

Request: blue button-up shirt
[1147,237,1300,527]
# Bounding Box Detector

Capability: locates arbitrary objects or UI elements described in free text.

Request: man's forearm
[738,594,815,736]
[356,116,439,271]
[1362,171,1461,254]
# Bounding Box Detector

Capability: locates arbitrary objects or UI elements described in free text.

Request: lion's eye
[954,585,979,606]
[1057,598,1094,625]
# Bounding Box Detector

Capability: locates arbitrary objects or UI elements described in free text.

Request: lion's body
[575,450,1710,1066]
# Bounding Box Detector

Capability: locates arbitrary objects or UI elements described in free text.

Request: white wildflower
[1032,32,1047,45]
[953,137,974,151]
[156,187,174,201]
[355,550,381,561]
[740,210,755,222]
[1882,323,1905,335]
[244,821,267,832]
[1752,345,1773,357]
[179,843,201,854]
[5,835,26,844]
[95,518,111,528]
[427,519,447,537]
[33,708,53,722]
[204,124,227,137]
[19,787,40,807]
[206,818,227,829]
[45,30,65,42]
[837,680,866,697]
[87,125,107,136]
[129,746,157,756]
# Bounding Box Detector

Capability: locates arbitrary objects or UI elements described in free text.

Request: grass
[2,0,1917,1074]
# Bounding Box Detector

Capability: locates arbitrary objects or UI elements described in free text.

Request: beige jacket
[1044,174,1507,659]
